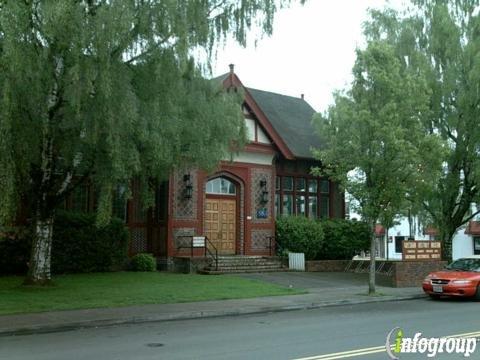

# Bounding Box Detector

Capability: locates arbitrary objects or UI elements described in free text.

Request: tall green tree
[364,0,480,260]
[313,41,436,294]
[0,0,301,284]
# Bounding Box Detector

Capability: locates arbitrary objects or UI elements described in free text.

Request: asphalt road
[1,298,479,360]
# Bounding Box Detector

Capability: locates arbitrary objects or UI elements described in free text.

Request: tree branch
[461,209,480,226]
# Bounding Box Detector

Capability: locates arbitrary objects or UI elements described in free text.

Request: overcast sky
[212,0,405,113]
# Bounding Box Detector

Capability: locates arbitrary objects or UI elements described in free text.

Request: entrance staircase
[199,255,285,274]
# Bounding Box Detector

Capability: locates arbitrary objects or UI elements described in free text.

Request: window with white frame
[206,177,236,195]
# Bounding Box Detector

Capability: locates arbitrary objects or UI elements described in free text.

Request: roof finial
[229,64,235,74]
[301,93,304,100]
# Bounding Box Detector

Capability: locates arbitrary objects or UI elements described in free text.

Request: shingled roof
[212,72,230,86]
[212,67,322,159]
[246,87,321,159]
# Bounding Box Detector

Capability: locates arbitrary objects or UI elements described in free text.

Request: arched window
[206,177,236,195]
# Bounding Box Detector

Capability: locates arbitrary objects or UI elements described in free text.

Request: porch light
[183,174,193,199]
[260,178,269,204]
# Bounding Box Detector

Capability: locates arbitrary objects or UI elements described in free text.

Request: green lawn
[0,272,304,315]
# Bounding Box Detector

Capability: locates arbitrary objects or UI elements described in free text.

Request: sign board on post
[192,236,206,248]
[402,240,442,261]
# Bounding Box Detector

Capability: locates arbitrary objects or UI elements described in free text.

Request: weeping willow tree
[0,0,302,284]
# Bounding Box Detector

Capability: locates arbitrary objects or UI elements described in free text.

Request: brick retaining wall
[306,259,448,287]
[392,260,448,287]
[306,260,350,272]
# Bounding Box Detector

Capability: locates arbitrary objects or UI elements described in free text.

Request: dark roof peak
[247,87,312,106]
[246,87,321,159]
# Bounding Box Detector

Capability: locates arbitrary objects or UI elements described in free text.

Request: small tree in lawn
[0,0,303,285]
[313,41,438,294]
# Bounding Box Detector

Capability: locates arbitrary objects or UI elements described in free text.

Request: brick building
[75,66,345,263]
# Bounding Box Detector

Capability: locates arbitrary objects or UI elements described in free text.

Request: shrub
[0,212,130,275]
[0,227,32,275]
[130,253,157,272]
[317,219,370,260]
[51,211,130,274]
[275,216,324,260]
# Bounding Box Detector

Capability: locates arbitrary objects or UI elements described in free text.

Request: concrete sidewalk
[0,272,426,337]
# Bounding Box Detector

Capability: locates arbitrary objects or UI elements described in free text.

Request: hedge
[317,219,370,260]
[51,211,129,274]
[0,228,32,275]
[275,216,324,260]
[275,216,370,261]
[0,211,129,275]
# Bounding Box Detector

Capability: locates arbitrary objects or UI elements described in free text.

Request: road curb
[0,294,425,337]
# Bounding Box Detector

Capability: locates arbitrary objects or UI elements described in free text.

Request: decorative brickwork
[173,228,195,249]
[130,228,148,254]
[204,172,245,254]
[251,168,273,223]
[251,229,273,251]
[172,170,197,220]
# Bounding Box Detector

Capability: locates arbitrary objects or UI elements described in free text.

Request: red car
[422,257,480,299]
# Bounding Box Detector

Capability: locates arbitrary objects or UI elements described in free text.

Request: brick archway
[204,172,245,255]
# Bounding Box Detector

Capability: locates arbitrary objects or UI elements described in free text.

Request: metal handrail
[269,235,289,259]
[204,236,218,271]
[175,235,196,257]
[175,235,218,271]
[268,236,276,256]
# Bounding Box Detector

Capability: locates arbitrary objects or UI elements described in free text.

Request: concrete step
[216,256,280,261]
[200,255,284,274]
[214,262,281,267]
[198,268,288,275]
[218,258,280,264]
[204,265,283,271]
[214,261,282,266]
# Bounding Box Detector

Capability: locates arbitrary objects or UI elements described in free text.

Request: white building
[349,203,480,261]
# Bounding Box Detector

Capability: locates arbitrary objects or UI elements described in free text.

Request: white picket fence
[288,252,305,271]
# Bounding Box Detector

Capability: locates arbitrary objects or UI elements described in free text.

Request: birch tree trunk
[369,221,376,295]
[23,55,63,285]
[25,210,54,285]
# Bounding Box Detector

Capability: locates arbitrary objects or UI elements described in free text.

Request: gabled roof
[424,226,439,236]
[246,88,321,159]
[375,224,386,236]
[212,72,230,86]
[466,221,480,235]
[213,67,322,159]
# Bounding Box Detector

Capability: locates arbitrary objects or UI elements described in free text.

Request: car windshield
[445,258,480,272]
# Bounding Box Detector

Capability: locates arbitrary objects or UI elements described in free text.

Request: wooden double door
[205,198,237,254]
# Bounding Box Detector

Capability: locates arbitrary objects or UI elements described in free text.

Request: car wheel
[475,285,480,301]
[429,294,441,300]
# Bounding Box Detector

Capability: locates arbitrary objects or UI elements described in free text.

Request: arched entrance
[205,176,239,255]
